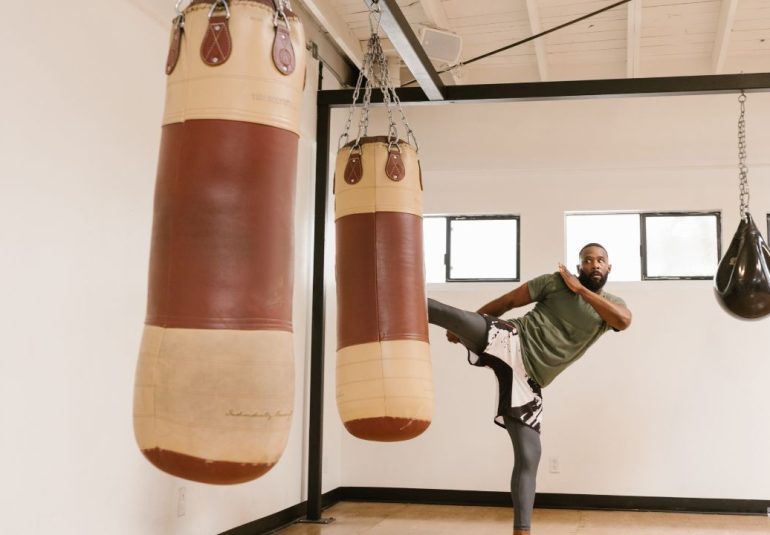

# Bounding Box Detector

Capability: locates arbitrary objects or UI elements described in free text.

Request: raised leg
[427,298,487,354]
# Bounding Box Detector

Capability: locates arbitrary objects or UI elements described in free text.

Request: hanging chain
[338,0,419,153]
[737,90,750,221]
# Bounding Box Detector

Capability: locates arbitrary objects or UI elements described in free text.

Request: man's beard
[578,270,608,292]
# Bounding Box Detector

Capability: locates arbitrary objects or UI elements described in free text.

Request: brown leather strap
[201,15,232,66]
[272,25,296,75]
[344,151,363,185]
[166,19,184,75]
[385,146,405,181]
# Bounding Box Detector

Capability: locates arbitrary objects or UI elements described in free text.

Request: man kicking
[428,243,632,535]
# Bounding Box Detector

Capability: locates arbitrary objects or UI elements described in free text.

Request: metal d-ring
[173,0,186,28]
[208,0,231,20]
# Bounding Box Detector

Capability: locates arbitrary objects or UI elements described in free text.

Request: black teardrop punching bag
[714,213,770,319]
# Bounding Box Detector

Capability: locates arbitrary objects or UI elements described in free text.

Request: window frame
[640,211,722,281]
[423,214,521,283]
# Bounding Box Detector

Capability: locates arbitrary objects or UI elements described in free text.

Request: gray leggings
[428,298,541,530]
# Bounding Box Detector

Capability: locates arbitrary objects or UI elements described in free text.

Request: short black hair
[579,242,608,259]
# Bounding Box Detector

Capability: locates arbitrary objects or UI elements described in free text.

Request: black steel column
[305,99,331,522]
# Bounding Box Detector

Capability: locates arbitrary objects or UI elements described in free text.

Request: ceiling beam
[525,0,549,81]
[365,0,445,100]
[626,0,642,78]
[296,0,365,68]
[712,0,739,74]
[318,73,770,107]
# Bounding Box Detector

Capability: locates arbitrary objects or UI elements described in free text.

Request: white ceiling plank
[420,0,452,29]
[297,0,365,67]
[627,0,643,78]
[525,0,550,81]
[712,0,740,73]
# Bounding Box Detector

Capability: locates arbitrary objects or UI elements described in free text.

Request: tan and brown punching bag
[132,0,306,484]
[334,138,433,441]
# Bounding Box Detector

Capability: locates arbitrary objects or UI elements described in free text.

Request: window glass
[446,217,519,281]
[643,214,719,279]
[565,213,641,281]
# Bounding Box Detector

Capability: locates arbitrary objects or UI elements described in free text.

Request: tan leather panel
[133,325,294,475]
[336,340,432,440]
[336,212,428,349]
[163,1,306,134]
[146,120,297,330]
[334,139,422,218]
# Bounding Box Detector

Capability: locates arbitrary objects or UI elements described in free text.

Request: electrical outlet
[177,487,186,517]
[548,457,560,474]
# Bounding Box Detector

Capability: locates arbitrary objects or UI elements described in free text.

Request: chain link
[737,90,749,221]
[338,0,419,153]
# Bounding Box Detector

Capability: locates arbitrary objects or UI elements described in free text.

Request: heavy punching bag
[133,0,306,484]
[335,137,432,441]
[713,91,770,320]
[714,214,770,319]
[334,6,432,442]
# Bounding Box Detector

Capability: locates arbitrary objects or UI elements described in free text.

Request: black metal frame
[305,72,770,522]
[640,211,722,280]
[444,215,521,283]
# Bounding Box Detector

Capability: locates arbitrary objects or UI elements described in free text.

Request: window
[565,213,641,281]
[423,215,520,283]
[565,211,721,281]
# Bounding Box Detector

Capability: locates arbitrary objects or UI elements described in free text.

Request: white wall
[327,93,770,499]
[1,1,319,533]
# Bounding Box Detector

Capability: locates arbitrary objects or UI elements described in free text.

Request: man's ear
[575,263,581,273]
[607,264,613,273]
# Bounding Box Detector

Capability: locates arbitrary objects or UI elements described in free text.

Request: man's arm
[557,264,632,331]
[476,283,533,316]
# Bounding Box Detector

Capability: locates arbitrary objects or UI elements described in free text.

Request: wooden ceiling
[311,0,770,85]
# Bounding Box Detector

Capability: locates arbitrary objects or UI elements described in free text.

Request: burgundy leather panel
[336,212,428,349]
[344,417,430,442]
[336,213,379,347]
[146,119,297,330]
[142,448,273,484]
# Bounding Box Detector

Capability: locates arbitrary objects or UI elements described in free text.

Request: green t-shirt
[509,272,625,388]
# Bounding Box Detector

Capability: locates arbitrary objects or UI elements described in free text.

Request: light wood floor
[274,501,770,534]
